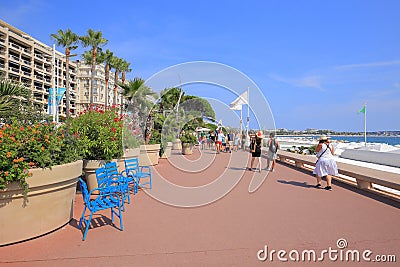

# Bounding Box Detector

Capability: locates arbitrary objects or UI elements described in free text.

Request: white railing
[10,42,20,50]
[9,55,19,61]
[9,67,19,73]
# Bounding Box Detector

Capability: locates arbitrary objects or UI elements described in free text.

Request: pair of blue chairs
[120,157,152,192]
[96,163,131,210]
[78,158,152,240]
[78,178,124,241]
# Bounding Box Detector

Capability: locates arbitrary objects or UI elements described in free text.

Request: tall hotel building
[0,19,123,117]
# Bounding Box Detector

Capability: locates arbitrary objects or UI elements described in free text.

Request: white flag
[229,91,248,110]
[230,103,242,110]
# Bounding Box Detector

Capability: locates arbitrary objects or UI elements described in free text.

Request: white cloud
[268,73,323,90]
[335,60,400,71]
[0,1,44,24]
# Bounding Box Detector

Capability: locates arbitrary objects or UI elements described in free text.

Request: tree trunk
[120,71,126,115]
[105,64,109,108]
[113,70,119,106]
[144,110,154,144]
[90,47,97,106]
[65,48,70,118]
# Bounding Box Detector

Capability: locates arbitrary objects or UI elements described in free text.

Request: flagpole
[246,86,249,146]
[240,107,243,149]
[364,103,367,147]
[52,44,56,123]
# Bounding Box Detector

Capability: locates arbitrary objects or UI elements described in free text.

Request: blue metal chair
[95,166,109,188]
[104,162,131,206]
[78,178,124,241]
[121,157,152,191]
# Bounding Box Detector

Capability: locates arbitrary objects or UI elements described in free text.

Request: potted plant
[0,121,83,246]
[180,133,198,155]
[67,106,123,191]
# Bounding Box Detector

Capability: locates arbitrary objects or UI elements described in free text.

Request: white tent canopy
[196,127,210,132]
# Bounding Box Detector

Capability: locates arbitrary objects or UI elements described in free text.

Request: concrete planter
[117,148,140,172]
[182,143,194,155]
[123,148,140,159]
[172,139,182,150]
[139,144,160,166]
[83,159,109,192]
[0,160,83,246]
[160,142,173,159]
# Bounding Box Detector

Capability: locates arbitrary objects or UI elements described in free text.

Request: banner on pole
[48,88,66,114]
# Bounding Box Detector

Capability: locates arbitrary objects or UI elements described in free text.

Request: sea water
[329,136,400,146]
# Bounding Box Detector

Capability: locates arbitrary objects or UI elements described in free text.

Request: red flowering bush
[67,106,123,161]
[0,122,81,193]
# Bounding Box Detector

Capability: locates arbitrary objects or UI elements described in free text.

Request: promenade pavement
[1,148,399,266]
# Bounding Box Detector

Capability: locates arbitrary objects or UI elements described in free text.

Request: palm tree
[98,49,114,108]
[50,29,79,118]
[111,56,123,106]
[119,59,131,113]
[0,77,30,115]
[159,87,184,111]
[118,78,158,143]
[79,29,108,106]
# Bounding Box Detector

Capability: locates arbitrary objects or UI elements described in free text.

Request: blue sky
[1,0,400,132]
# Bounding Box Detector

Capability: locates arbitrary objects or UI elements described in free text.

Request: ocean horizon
[277,135,400,146]
[329,136,400,146]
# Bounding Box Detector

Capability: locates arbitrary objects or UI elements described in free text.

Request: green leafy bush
[180,133,198,145]
[67,106,123,161]
[0,121,81,194]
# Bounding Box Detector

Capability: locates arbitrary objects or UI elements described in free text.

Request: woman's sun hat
[256,131,264,138]
[318,134,330,141]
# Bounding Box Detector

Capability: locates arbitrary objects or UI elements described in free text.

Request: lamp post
[52,44,56,123]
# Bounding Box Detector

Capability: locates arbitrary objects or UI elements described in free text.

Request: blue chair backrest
[124,158,139,173]
[105,161,119,178]
[95,167,108,188]
[79,177,90,203]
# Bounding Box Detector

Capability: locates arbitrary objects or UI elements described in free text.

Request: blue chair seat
[78,178,124,241]
[121,157,152,191]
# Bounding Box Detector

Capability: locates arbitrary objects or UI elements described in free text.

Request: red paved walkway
[1,149,399,266]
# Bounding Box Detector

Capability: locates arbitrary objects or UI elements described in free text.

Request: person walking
[228,131,234,153]
[233,132,240,151]
[313,135,338,191]
[210,131,216,150]
[266,132,279,172]
[248,131,263,172]
[216,129,225,154]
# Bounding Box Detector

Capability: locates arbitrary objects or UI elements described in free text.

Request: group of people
[198,129,241,153]
[246,131,338,191]
[201,128,338,191]
[248,131,279,173]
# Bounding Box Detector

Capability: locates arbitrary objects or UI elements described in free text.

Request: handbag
[316,144,331,163]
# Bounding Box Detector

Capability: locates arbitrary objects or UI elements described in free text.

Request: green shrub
[0,121,81,194]
[67,106,123,161]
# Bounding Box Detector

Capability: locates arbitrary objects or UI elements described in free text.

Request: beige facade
[76,61,123,112]
[0,19,78,117]
[0,19,125,117]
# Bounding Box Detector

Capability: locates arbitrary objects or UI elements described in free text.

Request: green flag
[359,105,366,114]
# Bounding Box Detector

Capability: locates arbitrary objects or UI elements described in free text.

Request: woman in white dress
[313,135,338,191]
